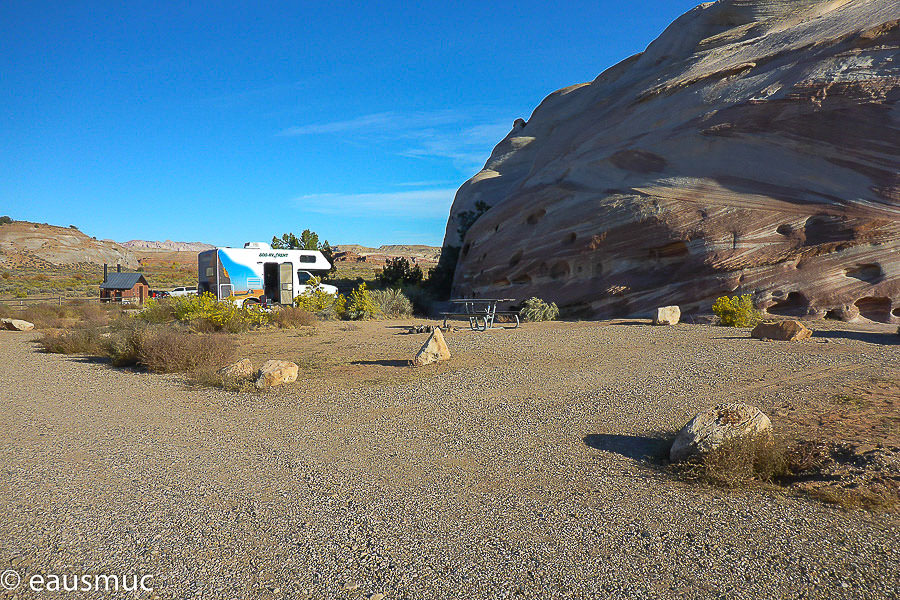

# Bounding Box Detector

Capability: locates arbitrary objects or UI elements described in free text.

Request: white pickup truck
[169,286,198,297]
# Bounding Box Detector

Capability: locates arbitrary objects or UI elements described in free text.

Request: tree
[376,257,423,288]
[271,230,336,277]
[0,216,12,225]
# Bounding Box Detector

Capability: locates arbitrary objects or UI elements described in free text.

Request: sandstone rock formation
[0,221,139,268]
[443,0,899,323]
[1,318,35,331]
[751,319,813,341]
[414,328,451,366]
[670,403,772,462]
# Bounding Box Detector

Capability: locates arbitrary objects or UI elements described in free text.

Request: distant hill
[333,244,441,261]
[0,221,140,269]
[123,239,214,252]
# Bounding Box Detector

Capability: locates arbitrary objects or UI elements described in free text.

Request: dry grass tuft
[272,306,316,328]
[805,483,899,512]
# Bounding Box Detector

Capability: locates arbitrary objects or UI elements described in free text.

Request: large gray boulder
[670,403,772,462]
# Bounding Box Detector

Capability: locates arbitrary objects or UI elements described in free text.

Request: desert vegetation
[521,296,559,322]
[712,294,762,327]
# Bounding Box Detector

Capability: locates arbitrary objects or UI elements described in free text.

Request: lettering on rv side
[258,252,289,258]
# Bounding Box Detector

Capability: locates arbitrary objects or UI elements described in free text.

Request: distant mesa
[0,220,212,268]
[122,239,215,252]
[443,0,899,322]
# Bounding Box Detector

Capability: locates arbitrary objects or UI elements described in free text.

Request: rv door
[279,262,294,304]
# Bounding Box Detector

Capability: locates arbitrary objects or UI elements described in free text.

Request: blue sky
[1,1,698,248]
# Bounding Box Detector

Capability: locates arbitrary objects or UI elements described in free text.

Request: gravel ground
[0,321,898,599]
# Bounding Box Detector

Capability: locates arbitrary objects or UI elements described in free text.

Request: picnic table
[441,298,519,331]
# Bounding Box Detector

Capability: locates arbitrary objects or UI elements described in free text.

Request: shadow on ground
[351,359,411,367]
[583,433,671,462]
[813,330,900,345]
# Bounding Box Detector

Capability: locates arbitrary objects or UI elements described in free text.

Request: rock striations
[443,0,899,322]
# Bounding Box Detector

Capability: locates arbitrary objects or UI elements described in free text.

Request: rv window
[298,255,316,263]
[297,270,312,284]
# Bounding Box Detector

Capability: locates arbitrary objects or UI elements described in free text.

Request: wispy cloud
[278,109,518,175]
[278,110,464,137]
[294,188,457,218]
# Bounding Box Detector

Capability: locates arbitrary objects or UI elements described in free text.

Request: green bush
[370,288,413,318]
[712,294,760,327]
[376,257,423,288]
[0,216,12,225]
[521,297,559,322]
[346,283,378,320]
[142,293,271,332]
[294,277,346,320]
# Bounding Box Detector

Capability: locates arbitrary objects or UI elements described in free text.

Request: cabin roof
[100,272,148,289]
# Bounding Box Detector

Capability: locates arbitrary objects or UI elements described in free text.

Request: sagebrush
[370,288,413,318]
[521,297,559,322]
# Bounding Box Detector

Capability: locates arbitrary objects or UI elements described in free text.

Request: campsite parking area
[0,320,898,599]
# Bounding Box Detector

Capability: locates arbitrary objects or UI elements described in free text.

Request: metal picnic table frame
[442,298,519,331]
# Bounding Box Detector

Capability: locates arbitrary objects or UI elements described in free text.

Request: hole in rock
[549,261,570,280]
[844,263,884,283]
[893,307,900,318]
[564,232,577,245]
[462,243,471,257]
[804,215,855,246]
[768,292,809,316]
[776,224,793,235]
[526,209,546,225]
[854,297,892,322]
[508,250,522,267]
[824,309,842,320]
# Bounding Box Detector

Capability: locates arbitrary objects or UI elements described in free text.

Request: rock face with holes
[443,0,899,323]
[670,403,773,462]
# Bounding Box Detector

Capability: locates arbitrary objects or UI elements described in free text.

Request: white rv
[198,242,337,306]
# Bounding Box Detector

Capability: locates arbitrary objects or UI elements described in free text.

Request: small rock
[670,403,772,462]
[751,320,812,341]
[414,328,451,366]
[369,594,385,600]
[218,358,254,380]
[1,317,35,331]
[653,305,680,325]
[256,359,299,389]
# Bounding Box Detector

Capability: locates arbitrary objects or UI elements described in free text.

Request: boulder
[443,0,899,320]
[218,358,254,380]
[653,306,680,325]
[1,318,35,331]
[414,328,451,366]
[670,403,772,462]
[255,359,299,389]
[751,320,812,341]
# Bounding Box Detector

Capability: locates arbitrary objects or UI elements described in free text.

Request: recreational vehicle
[198,242,337,306]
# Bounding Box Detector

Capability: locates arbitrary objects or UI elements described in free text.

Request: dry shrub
[805,484,899,512]
[677,434,789,488]
[272,306,316,328]
[20,303,69,328]
[39,327,105,355]
[131,326,236,373]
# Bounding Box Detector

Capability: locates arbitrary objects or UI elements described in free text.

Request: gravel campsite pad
[0,320,898,599]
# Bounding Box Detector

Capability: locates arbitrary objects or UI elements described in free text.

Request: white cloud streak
[294,188,457,218]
